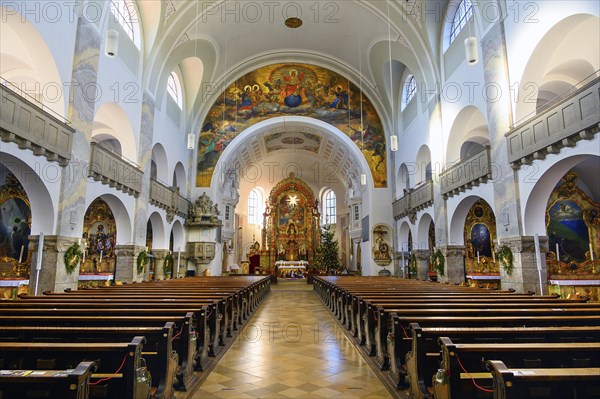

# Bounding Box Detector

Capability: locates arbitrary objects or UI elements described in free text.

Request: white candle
[477,251,480,263]
[18,245,24,263]
[492,242,496,262]
[590,243,594,261]
[556,243,560,262]
[99,250,103,264]
[177,249,181,275]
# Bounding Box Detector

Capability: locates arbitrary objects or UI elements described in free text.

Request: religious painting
[278,193,305,228]
[463,199,498,276]
[0,173,31,276]
[470,223,492,257]
[264,131,322,154]
[545,171,599,276]
[196,63,387,188]
[81,198,117,274]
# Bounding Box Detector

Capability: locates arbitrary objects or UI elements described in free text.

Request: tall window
[323,190,337,226]
[449,0,474,44]
[167,72,183,108]
[402,75,417,109]
[248,189,262,225]
[110,0,140,48]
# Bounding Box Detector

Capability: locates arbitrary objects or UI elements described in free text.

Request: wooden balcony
[0,80,74,166]
[88,142,143,197]
[393,180,434,220]
[507,76,599,168]
[440,147,492,198]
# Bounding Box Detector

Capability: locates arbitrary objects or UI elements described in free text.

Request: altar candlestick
[590,243,595,261]
[556,243,560,262]
[99,250,103,264]
[18,245,24,263]
[177,249,181,277]
[477,251,480,264]
[492,243,496,262]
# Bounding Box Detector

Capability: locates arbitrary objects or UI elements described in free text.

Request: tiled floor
[189,280,393,398]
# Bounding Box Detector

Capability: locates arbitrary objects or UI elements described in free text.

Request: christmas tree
[314,225,341,274]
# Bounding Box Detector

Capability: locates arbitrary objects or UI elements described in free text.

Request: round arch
[88,194,133,244]
[173,162,186,191]
[151,143,169,182]
[415,145,432,184]
[170,220,185,252]
[446,105,490,163]
[1,7,65,118]
[523,155,599,236]
[449,195,494,246]
[93,103,138,162]
[517,14,600,122]
[416,213,434,248]
[398,221,412,252]
[396,163,411,195]
[0,153,55,234]
[148,211,166,249]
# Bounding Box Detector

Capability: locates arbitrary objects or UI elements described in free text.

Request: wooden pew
[487,360,600,399]
[0,361,95,399]
[434,337,600,399]
[0,323,178,399]
[0,337,151,399]
[0,313,197,391]
[404,324,600,398]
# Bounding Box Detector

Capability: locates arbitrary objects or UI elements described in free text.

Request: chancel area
[0,0,599,398]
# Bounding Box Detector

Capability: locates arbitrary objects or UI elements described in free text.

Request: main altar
[260,173,320,276]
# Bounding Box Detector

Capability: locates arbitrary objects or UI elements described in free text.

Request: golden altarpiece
[260,174,320,274]
[464,199,500,288]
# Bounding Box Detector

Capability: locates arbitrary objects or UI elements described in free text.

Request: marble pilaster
[414,249,431,281]
[27,235,81,295]
[499,236,549,295]
[439,245,466,284]
[114,244,146,283]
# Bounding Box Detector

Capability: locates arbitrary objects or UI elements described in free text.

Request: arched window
[110,0,140,49]
[449,0,474,44]
[402,75,417,109]
[167,72,183,108]
[323,190,337,226]
[248,189,262,225]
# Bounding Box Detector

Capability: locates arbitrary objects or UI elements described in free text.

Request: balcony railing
[393,180,434,220]
[150,177,191,218]
[440,147,492,198]
[89,142,143,197]
[176,193,191,217]
[506,76,599,168]
[0,80,75,166]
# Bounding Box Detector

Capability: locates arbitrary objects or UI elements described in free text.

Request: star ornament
[287,194,299,207]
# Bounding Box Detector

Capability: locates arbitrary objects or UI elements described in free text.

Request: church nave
[187,281,393,399]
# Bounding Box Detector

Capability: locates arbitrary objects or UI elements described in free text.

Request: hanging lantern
[105,29,119,58]
[464,36,479,65]
[360,173,367,186]
[390,135,398,152]
[187,133,195,150]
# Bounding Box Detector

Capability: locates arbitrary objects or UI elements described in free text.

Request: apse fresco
[547,199,589,263]
[196,63,387,188]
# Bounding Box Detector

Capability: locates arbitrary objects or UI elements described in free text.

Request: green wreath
[163,252,173,277]
[137,251,150,274]
[64,243,83,274]
[431,249,445,277]
[497,245,514,276]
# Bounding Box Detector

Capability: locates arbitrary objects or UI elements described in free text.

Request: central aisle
[190,280,393,398]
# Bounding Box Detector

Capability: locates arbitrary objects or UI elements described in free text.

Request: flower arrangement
[137,251,150,274]
[64,243,83,274]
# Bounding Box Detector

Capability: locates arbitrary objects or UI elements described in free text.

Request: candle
[556,243,560,262]
[477,251,480,264]
[492,243,496,262]
[590,243,595,261]
[18,245,24,263]
[99,250,103,264]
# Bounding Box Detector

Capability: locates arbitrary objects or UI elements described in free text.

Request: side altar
[259,173,320,275]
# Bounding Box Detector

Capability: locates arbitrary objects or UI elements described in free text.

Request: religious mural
[464,199,499,278]
[81,198,117,274]
[0,172,31,279]
[196,63,387,188]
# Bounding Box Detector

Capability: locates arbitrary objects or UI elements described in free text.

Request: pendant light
[105,29,119,57]
[387,1,398,151]
[464,7,478,65]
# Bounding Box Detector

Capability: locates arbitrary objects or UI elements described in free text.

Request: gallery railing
[88,142,143,197]
[150,178,172,210]
[0,78,75,166]
[440,146,492,198]
[393,180,434,219]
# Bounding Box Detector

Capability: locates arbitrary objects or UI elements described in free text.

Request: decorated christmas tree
[314,225,341,274]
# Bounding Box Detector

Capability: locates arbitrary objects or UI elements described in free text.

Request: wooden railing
[0,80,75,166]
[150,178,191,218]
[440,147,492,198]
[88,142,143,197]
[506,76,599,168]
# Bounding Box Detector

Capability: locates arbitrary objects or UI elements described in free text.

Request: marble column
[114,244,146,283]
[499,236,549,294]
[414,249,431,281]
[27,236,80,295]
[439,245,466,284]
[152,249,170,280]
